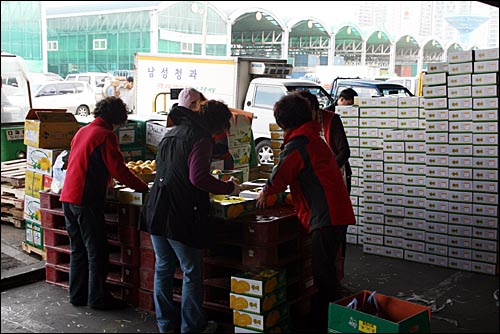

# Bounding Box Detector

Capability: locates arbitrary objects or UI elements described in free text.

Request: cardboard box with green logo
[328,290,431,333]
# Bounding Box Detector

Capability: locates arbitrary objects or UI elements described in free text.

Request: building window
[48,41,58,51]
[181,42,194,53]
[93,39,107,50]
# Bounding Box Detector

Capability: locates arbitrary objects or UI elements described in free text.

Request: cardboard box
[228,112,253,149]
[328,290,431,333]
[234,318,290,333]
[26,146,64,177]
[230,286,286,314]
[24,195,41,223]
[24,109,79,148]
[232,303,289,332]
[145,120,170,147]
[209,196,256,220]
[117,187,147,206]
[116,121,144,146]
[24,171,44,198]
[25,219,44,250]
[231,269,286,297]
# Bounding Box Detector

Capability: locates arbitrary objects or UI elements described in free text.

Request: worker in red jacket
[60,96,148,310]
[257,92,356,330]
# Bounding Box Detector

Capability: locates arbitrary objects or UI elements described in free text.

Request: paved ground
[1,223,39,274]
[1,222,499,333]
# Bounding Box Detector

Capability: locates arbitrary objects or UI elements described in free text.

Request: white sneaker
[201,320,218,333]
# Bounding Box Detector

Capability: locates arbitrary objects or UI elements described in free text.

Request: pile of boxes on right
[342,47,498,275]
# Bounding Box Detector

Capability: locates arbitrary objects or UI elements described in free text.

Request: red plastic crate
[140,248,156,270]
[43,227,70,248]
[108,243,140,267]
[107,262,140,285]
[45,246,70,267]
[45,264,69,288]
[140,268,154,291]
[138,288,155,312]
[242,217,298,244]
[40,208,66,230]
[140,231,153,250]
[242,238,299,267]
[39,190,62,210]
[118,204,141,226]
[107,282,139,306]
[106,223,139,246]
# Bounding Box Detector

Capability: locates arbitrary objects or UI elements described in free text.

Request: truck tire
[255,139,273,165]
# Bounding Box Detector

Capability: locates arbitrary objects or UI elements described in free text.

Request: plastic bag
[51,150,69,194]
[363,290,380,317]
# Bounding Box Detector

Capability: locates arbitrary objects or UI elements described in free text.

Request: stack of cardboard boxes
[23,109,79,252]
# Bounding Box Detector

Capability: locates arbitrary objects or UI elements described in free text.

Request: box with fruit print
[24,195,41,223]
[234,318,290,333]
[230,285,286,314]
[26,146,64,177]
[231,144,252,167]
[228,113,253,149]
[232,303,290,332]
[25,170,44,199]
[209,196,256,220]
[231,268,286,298]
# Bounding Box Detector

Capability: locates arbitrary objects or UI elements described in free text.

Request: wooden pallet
[22,241,46,260]
[0,185,24,210]
[1,159,27,188]
[1,215,25,228]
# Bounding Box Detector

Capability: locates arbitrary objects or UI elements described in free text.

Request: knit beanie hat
[178,87,201,108]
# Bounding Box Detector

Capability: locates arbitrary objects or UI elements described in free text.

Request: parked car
[31,81,97,116]
[29,72,64,82]
[245,78,335,165]
[65,72,109,100]
[329,77,413,103]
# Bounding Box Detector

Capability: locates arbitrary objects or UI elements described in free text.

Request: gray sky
[43,1,357,22]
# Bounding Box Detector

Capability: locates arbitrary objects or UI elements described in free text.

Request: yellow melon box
[231,269,286,297]
[117,187,148,206]
[209,196,256,220]
[229,285,286,314]
[232,303,290,332]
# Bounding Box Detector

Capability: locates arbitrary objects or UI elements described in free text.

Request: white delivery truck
[1,51,32,161]
[133,53,333,164]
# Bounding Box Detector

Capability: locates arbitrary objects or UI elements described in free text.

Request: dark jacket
[262,121,355,233]
[320,110,352,177]
[138,106,233,248]
[60,117,147,206]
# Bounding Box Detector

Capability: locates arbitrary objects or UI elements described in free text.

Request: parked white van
[65,72,109,101]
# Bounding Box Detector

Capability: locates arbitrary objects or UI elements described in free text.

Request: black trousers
[63,202,109,307]
[311,225,347,323]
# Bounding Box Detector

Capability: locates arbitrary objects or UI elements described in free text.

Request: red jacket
[263,121,355,233]
[60,117,147,205]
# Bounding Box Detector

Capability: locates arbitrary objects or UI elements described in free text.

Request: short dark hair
[273,93,312,130]
[296,90,319,112]
[339,88,358,101]
[93,96,128,126]
[197,100,232,135]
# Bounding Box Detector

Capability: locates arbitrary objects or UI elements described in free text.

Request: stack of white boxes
[338,47,498,275]
[469,49,499,274]
[336,105,362,244]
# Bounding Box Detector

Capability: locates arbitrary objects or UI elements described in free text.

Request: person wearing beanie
[171,87,234,170]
